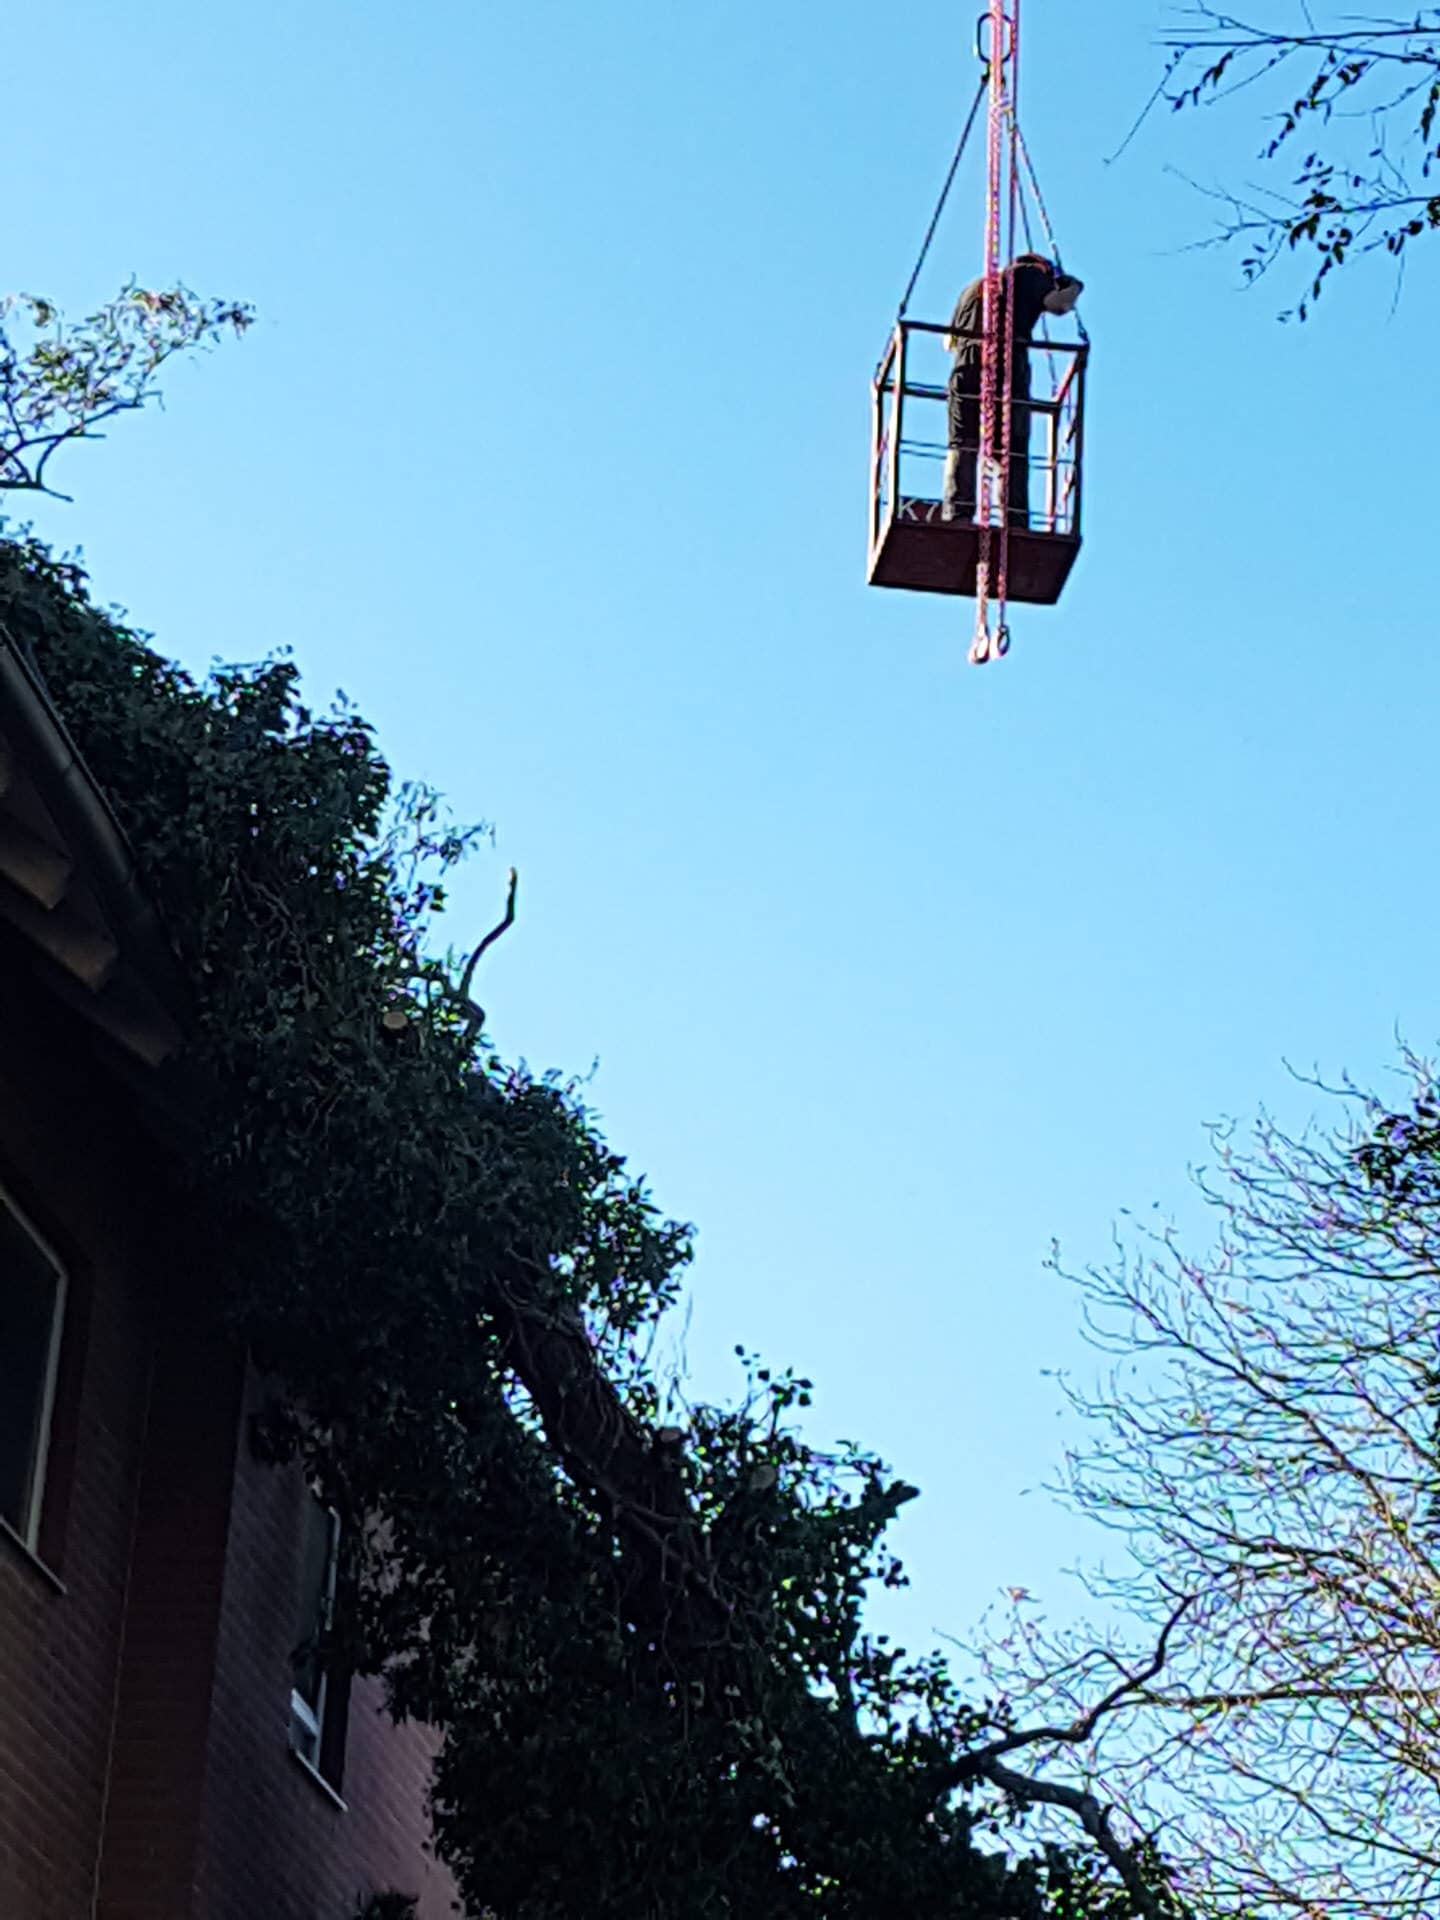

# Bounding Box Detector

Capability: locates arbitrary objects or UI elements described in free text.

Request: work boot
[941,450,974,523]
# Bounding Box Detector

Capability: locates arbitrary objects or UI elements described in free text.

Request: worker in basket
[942,253,1083,528]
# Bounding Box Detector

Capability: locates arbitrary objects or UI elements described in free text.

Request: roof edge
[0,626,191,1033]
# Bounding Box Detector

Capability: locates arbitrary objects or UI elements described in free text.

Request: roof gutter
[0,623,191,1027]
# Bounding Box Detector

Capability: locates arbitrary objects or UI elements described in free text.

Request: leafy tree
[972,1062,1440,1918]
[0,282,1189,1915]
[0,529,1187,1919]
[0,283,251,497]
[1146,7,1440,315]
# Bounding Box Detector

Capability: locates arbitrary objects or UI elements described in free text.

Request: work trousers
[944,360,1032,527]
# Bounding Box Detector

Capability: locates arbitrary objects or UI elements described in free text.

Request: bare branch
[974,1753,1177,1920]
[1135,6,1440,313]
[457,866,518,1011]
[969,1058,1440,1914]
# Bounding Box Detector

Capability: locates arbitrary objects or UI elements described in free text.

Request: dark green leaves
[0,531,1170,1920]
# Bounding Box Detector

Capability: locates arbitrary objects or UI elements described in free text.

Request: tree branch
[960,1590,1198,1768]
[975,1753,1174,1920]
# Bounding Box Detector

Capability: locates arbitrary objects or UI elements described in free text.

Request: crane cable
[899,60,1072,332]
[996,14,1023,652]
[972,0,1016,666]
[896,74,989,324]
[971,2,1085,664]
[1016,119,1088,345]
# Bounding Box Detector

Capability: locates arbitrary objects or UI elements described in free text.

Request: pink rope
[971,0,1019,667]
[996,0,1021,655]
[972,1,1002,663]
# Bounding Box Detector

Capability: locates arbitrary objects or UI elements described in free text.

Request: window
[290,1491,348,1790]
[0,1186,66,1550]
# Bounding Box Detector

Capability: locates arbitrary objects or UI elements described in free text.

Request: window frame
[0,1179,68,1554]
[289,1493,345,1789]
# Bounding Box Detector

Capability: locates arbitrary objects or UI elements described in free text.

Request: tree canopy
[0,523,1184,1919]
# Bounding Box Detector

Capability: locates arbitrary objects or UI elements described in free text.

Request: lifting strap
[896,76,989,325]
[971,0,1017,667]
[1016,120,1088,346]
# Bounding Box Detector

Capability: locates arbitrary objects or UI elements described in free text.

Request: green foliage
[0,283,251,497]
[0,531,1173,1920]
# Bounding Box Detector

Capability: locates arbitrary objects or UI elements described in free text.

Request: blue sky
[11,0,1439,1663]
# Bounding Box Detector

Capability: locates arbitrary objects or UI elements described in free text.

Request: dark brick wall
[196,1364,457,1920]
[0,952,156,1920]
[0,946,459,1920]
[93,1322,246,1920]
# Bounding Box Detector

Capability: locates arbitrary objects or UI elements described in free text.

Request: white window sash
[1,1182,67,1551]
[290,1502,341,1773]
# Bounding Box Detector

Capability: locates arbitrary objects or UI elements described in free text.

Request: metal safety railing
[870,319,1087,555]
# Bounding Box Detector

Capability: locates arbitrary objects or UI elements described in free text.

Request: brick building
[0,633,458,1920]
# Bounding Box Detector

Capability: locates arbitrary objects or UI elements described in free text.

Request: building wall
[0,954,157,1920]
[93,1320,248,1920]
[0,947,458,1920]
[196,1363,456,1920]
